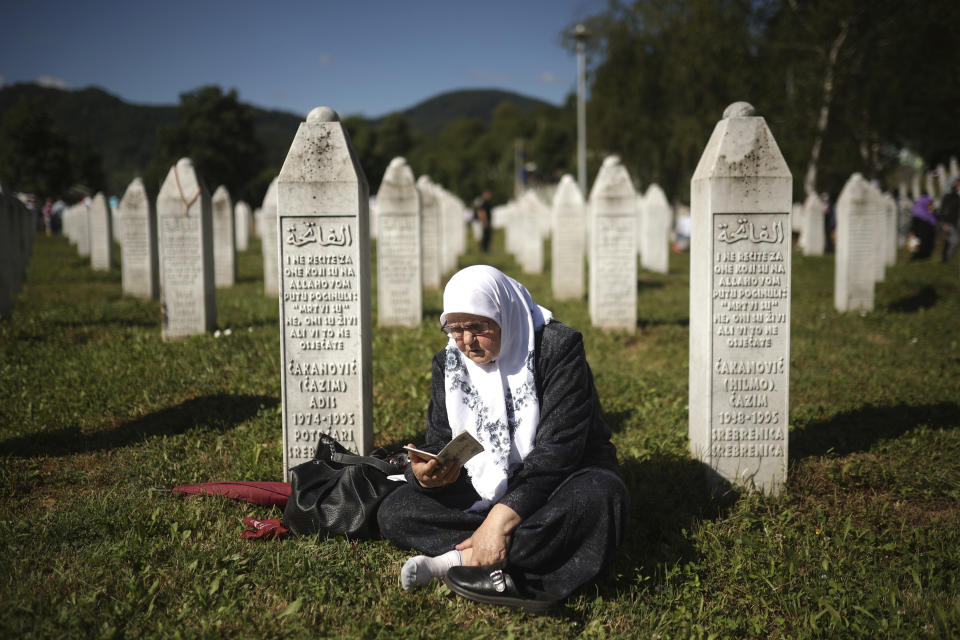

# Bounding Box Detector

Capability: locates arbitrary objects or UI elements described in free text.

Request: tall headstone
[235,200,251,251]
[253,207,263,238]
[551,174,586,300]
[689,102,792,494]
[261,177,279,297]
[417,176,441,289]
[119,177,159,300]
[589,155,637,331]
[277,106,373,480]
[640,183,672,274]
[156,158,216,339]
[211,186,237,288]
[883,193,897,267]
[910,173,921,201]
[376,157,422,327]
[834,173,875,312]
[76,201,91,257]
[790,201,803,234]
[88,192,114,271]
[936,164,949,201]
[925,171,937,201]
[868,183,886,283]
[800,192,825,256]
[517,191,545,275]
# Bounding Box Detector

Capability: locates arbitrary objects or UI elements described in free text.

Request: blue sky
[2,0,603,118]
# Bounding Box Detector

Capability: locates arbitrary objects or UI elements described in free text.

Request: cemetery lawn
[2,234,959,639]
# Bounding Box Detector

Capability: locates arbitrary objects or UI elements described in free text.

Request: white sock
[400,549,462,590]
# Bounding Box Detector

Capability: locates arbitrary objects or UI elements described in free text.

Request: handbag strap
[329,452,399,475]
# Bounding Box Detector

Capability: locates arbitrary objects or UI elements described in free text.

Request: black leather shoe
[444,566,558,614]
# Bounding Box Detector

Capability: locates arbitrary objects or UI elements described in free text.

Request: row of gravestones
[906,158,960,204]
[494,166,673,329]
[54,155,467,341]
[0,187,34,318]
[59,167,257,338]
[270,102,794,495]
[373,159,470,327]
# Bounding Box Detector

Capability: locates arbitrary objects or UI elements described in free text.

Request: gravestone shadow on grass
[885,285,938,313]
[790,401,960,459]
[0,393,278,458]
[582,454,738,605]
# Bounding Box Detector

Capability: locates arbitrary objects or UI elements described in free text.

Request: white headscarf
[440,265,553,511]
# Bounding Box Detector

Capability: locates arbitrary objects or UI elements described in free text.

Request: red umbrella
[169,481,291,507]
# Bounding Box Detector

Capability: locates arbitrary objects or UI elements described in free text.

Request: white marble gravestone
[376,157,422,327]
[640,183,672,274]
[883,193,897,267]
[689,102,792,494]
[910,173,921,201]
[211,186,237,288]
[551,174,586,300]
[800,192,825,256]
[589,155,637,331]
[834,173,875,312]
[76,201,91,257]
[119,177,159,300]
[790,201,803,235]
[867,183,886,283]
[277,106,374,479]
[437,188,459,277]
[417,176,442,289]
[156,158,216,340]
[253,207,263,238]
[235,200,251,251]
[88,192,114,271]
[517,191,545,275]
[261,177,279,297]
[936,164,949,200]
[925,172,937,201]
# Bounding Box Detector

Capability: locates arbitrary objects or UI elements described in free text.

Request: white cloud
[34,75,69,90]
[318,54,333,66]
[538,71,561,85]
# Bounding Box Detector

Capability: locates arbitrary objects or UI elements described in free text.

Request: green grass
[2,231,959,639]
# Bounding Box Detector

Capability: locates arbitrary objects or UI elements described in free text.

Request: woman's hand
[407,446,461,488]
[457,504,522,567]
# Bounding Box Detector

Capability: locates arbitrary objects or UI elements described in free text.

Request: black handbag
[283,433,407,539]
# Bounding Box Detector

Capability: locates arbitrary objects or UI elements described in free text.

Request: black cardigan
[417,321,620,519]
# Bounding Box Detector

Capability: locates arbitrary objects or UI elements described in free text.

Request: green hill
[398,88,554,136]
[0,83,554,197]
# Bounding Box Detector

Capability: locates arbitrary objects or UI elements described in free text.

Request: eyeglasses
[441,320,494,340]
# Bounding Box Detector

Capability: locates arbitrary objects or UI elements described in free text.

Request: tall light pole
[573,23,590,196]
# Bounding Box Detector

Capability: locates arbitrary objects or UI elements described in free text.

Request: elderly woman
[377,265,627,613]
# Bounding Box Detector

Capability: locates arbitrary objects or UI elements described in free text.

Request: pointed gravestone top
[382,156,415,187]
[307,106,340,123]
[555,174,584,204]
[723,101,756,118]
